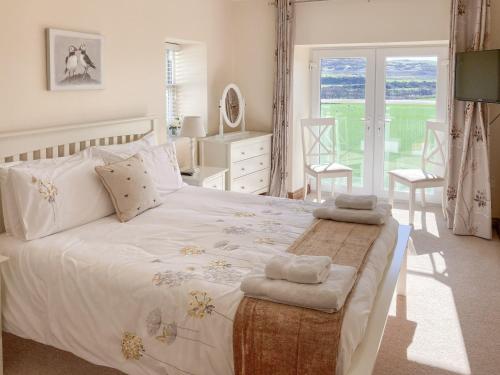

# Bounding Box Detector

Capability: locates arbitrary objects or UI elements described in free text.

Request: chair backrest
[422,120,447,175]
[301,118,336,167]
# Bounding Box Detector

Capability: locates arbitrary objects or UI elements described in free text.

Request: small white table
[182,167,228,191]
[0,255,8,375]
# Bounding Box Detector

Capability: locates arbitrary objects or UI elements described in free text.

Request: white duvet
[0,186,398,375]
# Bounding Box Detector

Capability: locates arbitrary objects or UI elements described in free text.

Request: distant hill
[321,58,437,100]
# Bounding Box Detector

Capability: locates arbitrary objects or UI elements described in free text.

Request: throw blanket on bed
[233,219,382,375]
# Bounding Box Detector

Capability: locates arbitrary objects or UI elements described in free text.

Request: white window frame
[165,43,181,129]
[310,45,449,202]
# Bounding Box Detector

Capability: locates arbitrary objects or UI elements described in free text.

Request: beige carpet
[3,205,499,375]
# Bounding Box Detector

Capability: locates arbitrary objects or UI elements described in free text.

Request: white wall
[295,0,450,46]
[231,0,276,132]
[0,0,234,141]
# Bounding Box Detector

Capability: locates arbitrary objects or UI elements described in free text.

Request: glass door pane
[319,57,369,189]
[383,56,438,191]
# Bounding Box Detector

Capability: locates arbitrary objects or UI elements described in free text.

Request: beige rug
[3,205,500,375]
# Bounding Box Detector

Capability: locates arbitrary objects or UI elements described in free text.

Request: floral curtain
[446,0,492,239]
[269,0,295,197]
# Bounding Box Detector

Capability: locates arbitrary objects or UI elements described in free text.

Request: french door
[311,46,448,201]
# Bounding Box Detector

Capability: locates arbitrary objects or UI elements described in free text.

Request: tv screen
[455,49,500,103]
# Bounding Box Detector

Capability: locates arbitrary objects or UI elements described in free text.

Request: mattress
[0,186,398,375]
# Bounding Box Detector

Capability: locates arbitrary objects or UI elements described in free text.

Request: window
[311,46,448,201]
[165,43,181,135]
[164,41,207,137]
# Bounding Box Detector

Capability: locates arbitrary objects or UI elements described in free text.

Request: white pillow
[137,143,184,195]
[9,153,115,240]
[99,142,184,195]
[0,161,24,236]
[92,132,157,160]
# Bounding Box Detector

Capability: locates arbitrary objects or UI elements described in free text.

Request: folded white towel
[265,254,332,284]
[313,203,392,225]
[241,265,357,313]
[334,194,378,210]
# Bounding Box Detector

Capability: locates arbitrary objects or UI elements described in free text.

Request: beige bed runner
[233,220,382,375]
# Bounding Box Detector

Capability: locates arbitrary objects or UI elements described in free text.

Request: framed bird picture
[46,28,104,91]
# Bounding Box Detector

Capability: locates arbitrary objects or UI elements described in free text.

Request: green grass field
[320,102,436,188]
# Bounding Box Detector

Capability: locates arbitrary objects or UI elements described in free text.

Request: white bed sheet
[0,186,398,375]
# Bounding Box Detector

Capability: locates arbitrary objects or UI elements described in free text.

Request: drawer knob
[241,151,246,155]
[260,162,263,166]
[260,147,264,151]
[212,185,217,189]
[260,179,264,183]
[241,167,245,171]
[241,186,245,189]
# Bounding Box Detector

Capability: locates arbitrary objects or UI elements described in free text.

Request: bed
[0,117,410,375]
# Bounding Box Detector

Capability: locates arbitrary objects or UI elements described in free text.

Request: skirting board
[493,218,499,237]
[288,185,310,200]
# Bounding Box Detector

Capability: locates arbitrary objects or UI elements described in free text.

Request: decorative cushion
[95,155,161,222]
[9,152,115,240]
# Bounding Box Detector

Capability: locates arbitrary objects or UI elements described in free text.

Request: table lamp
[180,116,206,174]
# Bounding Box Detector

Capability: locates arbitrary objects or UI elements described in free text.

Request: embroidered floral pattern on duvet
[118,190,316,374]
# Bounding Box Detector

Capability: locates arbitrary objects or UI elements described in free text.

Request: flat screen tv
[455,49,500,103]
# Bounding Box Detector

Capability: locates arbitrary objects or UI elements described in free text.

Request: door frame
[310,48,376,194]
[373,46,449,200]
[310,45,449,201]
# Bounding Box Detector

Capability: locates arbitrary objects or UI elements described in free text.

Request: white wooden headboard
[0,116,158,162]
[0,116,158,233]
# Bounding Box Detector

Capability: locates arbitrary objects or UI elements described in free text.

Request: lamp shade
[180,116,206,138]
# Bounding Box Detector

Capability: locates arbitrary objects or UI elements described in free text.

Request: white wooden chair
[388,120,447,225]
[301,118,352,201]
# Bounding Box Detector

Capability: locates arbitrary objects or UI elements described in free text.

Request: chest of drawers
[199,132,272,194]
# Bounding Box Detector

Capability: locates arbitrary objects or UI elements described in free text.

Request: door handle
[361,117,372,131]
[376,119,388,134]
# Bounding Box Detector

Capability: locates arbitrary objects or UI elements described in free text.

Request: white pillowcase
[9,152,115,240]
[0,161,24,236]
[137,143,184,195]
[98,142,184,195]
[92,131,157,160]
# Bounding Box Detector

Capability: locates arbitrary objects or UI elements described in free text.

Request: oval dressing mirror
[219,84,245,136]
[225,88,240,125]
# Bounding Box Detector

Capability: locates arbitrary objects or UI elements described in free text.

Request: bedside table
[0,256,8,375]
[182,167,228,191]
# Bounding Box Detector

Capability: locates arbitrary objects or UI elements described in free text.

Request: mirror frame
[219,83,245,136]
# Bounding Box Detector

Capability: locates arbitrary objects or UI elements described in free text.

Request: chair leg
[317,176,322,202]
[388,175,395,205]
[409,186,416,226]
[303,172,308,200]
[421,188,426,208]
[347,173,353,193]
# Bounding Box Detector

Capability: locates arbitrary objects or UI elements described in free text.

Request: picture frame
[46,28,104,91]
